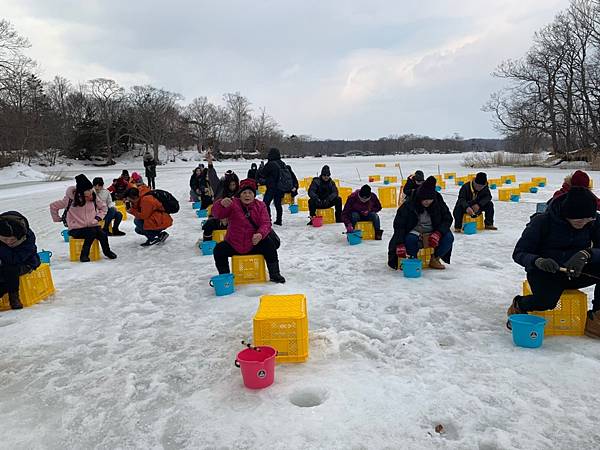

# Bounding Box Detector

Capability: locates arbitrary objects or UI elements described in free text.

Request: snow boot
[80,254,91,262]
[104,250,117,259]
[307,217,315,226]
[585,310,600,339]
[429,256,445,270]
[8,291,22,310]
[273,219,282,226]
[485,224,498,231]
[454,227,462,233]
[506,296,527,330]
[375,230,384,241]
[267,262,286,283]
[110,229,126,236]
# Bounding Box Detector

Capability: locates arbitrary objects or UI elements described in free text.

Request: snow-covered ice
[1,154,600,449]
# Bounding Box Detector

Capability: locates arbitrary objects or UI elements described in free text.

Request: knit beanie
[414,170,424,182]
[238,178,257,196]
[131,172,143,183]
[571,170,590,188]
[416,176,437,200]
[474,172,487,185]
[562,187,597,219]
[321,165,331,177]
[121,170,130,178]
[0,219,13,237]
[75,174,93,192]
[359,185,372,201]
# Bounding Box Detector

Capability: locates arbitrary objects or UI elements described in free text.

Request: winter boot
[157,231,169,244]
[375,230,384,241]
[507,296,525,317]
[8,291,23,310]
[273,218,282,226]
[429,256,445,270]
[110,228,126,236]
[485,224,498,231]
[267,261,286,283]
[585,310,600,339]
[307,217,315,226]
[104,250,117,259]
[454,227,462,233]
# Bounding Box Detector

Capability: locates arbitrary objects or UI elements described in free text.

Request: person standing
[144,152,157,189]
[261,148,293,226]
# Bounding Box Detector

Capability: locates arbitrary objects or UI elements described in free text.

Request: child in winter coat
[93,177,125,236]
[50,174,117,262]
[0,211,41,309]
[388,176,454,270]
[342,185,383,239]
[108,170,130,200]
[126,188,172,246]
[211,179,285,283]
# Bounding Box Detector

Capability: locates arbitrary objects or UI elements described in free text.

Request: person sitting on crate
[550,170,600,209]
[387,176,454,270]
[92,177,126,236]
[307,165,343,225]
[125,187,174,246]
[189,165,213,208]
[509,187,600,338]
[453,172,497,232]
[211,179,285,283]
[0,211,41,309]
[50,175,117,262]
[342,185,384,240]
[402,170,425,199]
[108,170,130,201]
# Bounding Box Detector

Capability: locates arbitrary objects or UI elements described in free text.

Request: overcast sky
[3,0,571,139]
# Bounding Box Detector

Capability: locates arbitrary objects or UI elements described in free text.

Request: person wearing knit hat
[453,171,496,232]
[402,170,425,199]
[93,177,125,236]
[108,170,132,201]
[307,165,343,225]
[211,178,286,284]
[388,176,454,270]
[510,186,600,338]
[0,211,41,310]
[259,147,290,226]
[341,184,384,239]
[551,170,600,211]
[75,174,93,193]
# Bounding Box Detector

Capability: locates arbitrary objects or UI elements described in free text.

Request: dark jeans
[405,231,454,258]
[213,239,279,274]
[147,177,156,189]
[520,264,600,312]
[0,264,33,295]
[350,212,381,232]
[453,202,494,228]
[69,226,111,256]
[308,197,343,221]
[134,219,162,240]
[263,189,283,222]
[103,207,123,231]
[202,218,227,241]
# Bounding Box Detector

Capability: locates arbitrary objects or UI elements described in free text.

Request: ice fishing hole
[289,387,329,407]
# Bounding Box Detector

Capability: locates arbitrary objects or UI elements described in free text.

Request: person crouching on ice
[342,184,384,240]
[387,176,454,270]
[211,179,285,283]
[510,187,600,338]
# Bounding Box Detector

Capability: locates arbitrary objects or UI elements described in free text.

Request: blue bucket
[508,314,547,348]
[510,194,520,202]
[530,187,538,194]
[201,240,217,255]
[384,180,390,185]
[402,258,422,278]
[448,175,454,179]
[463,222,477,235]
[505,179,512,185]
[192,202,202,209]
[61,229,70,242]
[490,183,497,190]
[539,182,546,188]
[289,204,299,214]
[435,186,442,192]
[197,209,208,218]
[458,181,464,186]
[38,249,53,264]
[347,230,363,245]
[210,274,235,296]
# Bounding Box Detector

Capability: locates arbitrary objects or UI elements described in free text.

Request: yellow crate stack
[232,255,266,285]
[463,214,484,230]
[253,294,309,363]
[356,221,375,240]
[297,197,309,212]
[258,185,267,194]
[316,208,336,224]
[488,178,502,186]
[0,264,55,311]
[282,193,293,204]
[115,201,128,220]
[455,176,469,186]
[378,186,398,208]
[69,239,101,262]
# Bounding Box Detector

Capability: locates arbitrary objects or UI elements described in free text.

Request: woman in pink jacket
[212,178,285,283]
[50,174,117,262]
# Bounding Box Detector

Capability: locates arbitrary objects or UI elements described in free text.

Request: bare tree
[223,92,252,155]
[0,19,29,72]
[249,106,280,156]
[87,78,125,164]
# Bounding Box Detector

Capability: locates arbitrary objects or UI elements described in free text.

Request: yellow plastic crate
[375,163,386,167]
[316,208,335,224]
[356,221,375,240]
[334,179,340,187]
[437,180,446,190]
[297,197,309,212]
[433,174,443,184]
[212,229,226,243]
[399,246,434,270]
[488,178,503,186]
[501,175,516,184]
[258,185,267,194]
[232,254,266,285]
[304,177,314,186]
[368,175,381,182]
[69,238,101,262]
[522,281,587,336]
[115,202,128,221]
[254,294,309,363]
[519,182,536,193]
[590,178,594,188]
[0,264,55,311]
[455,176,469,185]
[282,193,293,204]
[463,213,484,230]
[444,172,456,179]
[384,176,398,183]
[378,186,398,208]
[298,179,308,190]
[532,177,547,186]
[338,187,353,205]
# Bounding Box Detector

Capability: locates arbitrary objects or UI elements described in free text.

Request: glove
[94,216,102,222]
[428,231,442,248]
[564,250,591,278]
[396,245,407,259]
[535,258,560,273]
[346,224,354,233]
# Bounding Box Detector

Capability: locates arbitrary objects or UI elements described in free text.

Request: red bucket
[235,346,277,389]
[312,216,324,227]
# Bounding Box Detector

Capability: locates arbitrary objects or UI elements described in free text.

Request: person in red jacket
[341,185,383,239]
[126,188,173,246]
[211,179,285,283]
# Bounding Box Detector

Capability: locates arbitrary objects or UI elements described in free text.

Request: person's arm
[456,184,469,209]
[589,219,600,263]
[512,215,546,270]
[207,165,219,193]
[190,174,197,190]
[256,202,272,239]
[326,181,339,202]
[49,196,69,222]
[211,198,234,219]
[341,195,354,226]
[372,194,382,213]
[436,199,453,235]
[308,179,318,200]
[95,197,108,220]
[392,205,409,244]
[475,186,492,208]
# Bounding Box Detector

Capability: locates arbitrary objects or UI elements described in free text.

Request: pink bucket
[312,216,324,227]
[235,346,277,389]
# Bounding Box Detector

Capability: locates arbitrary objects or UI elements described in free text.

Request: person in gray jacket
[93,177,125,236]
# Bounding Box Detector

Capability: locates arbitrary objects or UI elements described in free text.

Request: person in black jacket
[143,152,157,189]
[261,148,289,226]
[286,164,299,202]
[402,170,424,198]
[189,166,212,209]
[453,172,497,231]
[308,165,343,224]
[387,176,454,270]
[0,211,41,309]
[509,187,600,338]
[247,163,258,180]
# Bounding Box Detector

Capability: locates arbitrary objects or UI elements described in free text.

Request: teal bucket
[530,187,538,194]
[435,186,441,192]
[289,204,299,214]
[448,175,454,179]
[510,194,520,202]
[38,250,53,264]
[384,180,390,185]
[197,209,208,218]
[463,222,477,235]
[61,229,70,242]
[539,182,546,187]
[508,314,547,348]
[505,179,512,184]
[192,202,202,209]
[458,181,464,186]
[347,230,363,245]
[490,183,497,190]
[210,274,235,296]
[201,240,217,255]
[402,258,422,278]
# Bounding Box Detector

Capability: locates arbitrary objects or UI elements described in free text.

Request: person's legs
[202,218,220,241]
[0,264,23,309]
[350,212,361,227]
[149,177,156,189]
[520,269,566,311]
[453,204,465,230]
[112,210,123,232]
[308,198,318,217]
[366,212,381,232]
[103,207,116,232]
[134,219,160,241]
[253,238,285,282]
[263,189,274,217]
[213,241,237,274]
[434,231,454,258]
[333,196,343,222]
[482,202,495,226]
[273,192,283,224]
[201,193,212,210]
[404,233,420,258]
[190,190,200,202]
[69,228,96,260]
[92,226,116,258]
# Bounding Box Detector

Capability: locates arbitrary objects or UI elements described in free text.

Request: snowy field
[2,154,600,450]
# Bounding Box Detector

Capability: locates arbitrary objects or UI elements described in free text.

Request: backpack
[146,189,180,214]
[276,162,293,193]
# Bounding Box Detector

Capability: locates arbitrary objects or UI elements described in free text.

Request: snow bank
[0,162,52,186]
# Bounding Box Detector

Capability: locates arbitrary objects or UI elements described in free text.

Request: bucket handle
[234,360,240,368]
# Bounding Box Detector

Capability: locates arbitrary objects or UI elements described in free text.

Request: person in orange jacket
[125,187,173,246]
